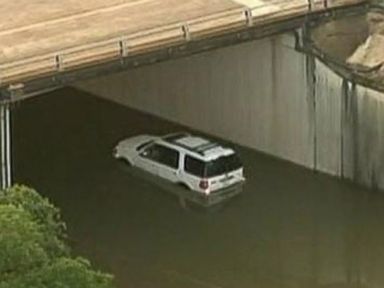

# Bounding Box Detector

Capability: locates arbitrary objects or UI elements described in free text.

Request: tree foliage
[0,185,113,288]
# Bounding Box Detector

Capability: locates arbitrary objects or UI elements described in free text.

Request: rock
[347,34,384,71]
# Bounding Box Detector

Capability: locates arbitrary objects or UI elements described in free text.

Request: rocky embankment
[311,8,384,90]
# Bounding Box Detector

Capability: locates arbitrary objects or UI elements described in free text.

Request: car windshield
[136,140,154,151]
[204,154,242,177]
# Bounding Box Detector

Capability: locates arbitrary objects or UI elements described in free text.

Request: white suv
[113,132,245,205]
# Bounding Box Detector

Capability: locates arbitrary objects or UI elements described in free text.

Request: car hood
[117,135,159,150]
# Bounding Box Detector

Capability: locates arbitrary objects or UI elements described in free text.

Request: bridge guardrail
[0,0,367,88]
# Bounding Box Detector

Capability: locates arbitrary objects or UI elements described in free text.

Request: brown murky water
[12,88,384,288]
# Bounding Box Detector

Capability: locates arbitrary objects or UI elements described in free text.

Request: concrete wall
[76,34,315,168]
[314,59,384,189]
[314,60,343,176]
[75,33,384,190]
[352,85,384,189]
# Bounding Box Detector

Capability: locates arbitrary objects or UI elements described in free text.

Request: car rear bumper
[198,181,244,207]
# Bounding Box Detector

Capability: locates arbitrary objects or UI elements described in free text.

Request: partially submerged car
[113,132,245,206]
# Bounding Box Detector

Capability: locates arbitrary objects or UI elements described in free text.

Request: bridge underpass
[0,0,374,189]
[4,1,384,287]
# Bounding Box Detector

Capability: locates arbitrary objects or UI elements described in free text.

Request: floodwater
[12,88,384,288]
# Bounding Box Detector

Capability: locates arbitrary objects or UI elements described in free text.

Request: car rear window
[185,155,205,177]
[204,154,243,177]
[184,154,242,178]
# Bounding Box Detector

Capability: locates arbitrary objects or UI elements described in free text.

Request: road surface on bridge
[0,0,366,89]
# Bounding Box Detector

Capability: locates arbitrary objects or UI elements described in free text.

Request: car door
[155,145,180,183]
[135,144,162,176]
[135,144,180,182]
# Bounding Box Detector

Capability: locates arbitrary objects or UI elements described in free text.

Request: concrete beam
[0,0,367,93]
[0,2,367,103]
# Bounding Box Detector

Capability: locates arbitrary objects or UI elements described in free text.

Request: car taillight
[199,179,209,190]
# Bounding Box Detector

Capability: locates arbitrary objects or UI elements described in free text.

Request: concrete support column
[0,104,12,189]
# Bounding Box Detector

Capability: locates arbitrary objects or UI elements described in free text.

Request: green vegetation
[0,185,114,288]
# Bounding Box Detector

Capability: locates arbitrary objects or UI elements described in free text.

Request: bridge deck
[0,0,366,89]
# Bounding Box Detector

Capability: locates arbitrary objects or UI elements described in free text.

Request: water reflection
[116,161,244,210]
[12,88,384,288]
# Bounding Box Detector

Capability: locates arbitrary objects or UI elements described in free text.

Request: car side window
[184,155,205,177]
[142,144,179,169]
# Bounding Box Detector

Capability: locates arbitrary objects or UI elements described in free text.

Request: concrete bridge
[0,0,379,190]
[0,0,367,96]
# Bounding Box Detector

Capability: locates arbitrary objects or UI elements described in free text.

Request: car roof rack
[163,132,221,156]
[162,132,190,142]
